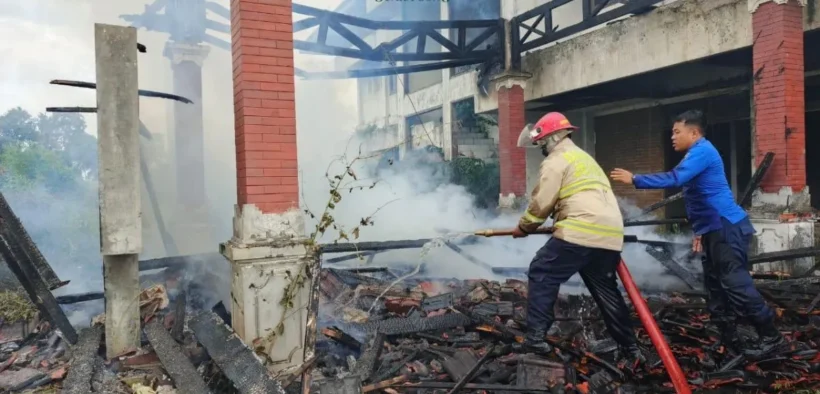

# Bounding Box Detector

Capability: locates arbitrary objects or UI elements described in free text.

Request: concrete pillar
[227,0,316,375]
[749,0,813,274]
[165,42,215,254]
[94,23,142,358]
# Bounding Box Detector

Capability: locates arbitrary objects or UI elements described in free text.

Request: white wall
[478,0,753,113]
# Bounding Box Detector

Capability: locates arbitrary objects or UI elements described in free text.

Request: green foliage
[0,107,97,183]
[0,143,76,193]
[0,107,100,285]
[453,100,497,135]
[448,157,499,209]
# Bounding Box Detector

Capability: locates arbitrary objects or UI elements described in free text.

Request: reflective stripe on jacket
[518,138,624,251]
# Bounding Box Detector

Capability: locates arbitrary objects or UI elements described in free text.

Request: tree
[0,108,98,185]
[0,107,101,287]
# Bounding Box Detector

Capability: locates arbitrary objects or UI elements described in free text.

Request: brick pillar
[749,0,812,276]
[231,0,298,213]
[495,75,530,209]
[226,0,315,374]
[751,0,806,195]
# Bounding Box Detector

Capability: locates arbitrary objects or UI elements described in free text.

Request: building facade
[344,0,820,274]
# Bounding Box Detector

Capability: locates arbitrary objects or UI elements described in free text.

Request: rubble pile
[2,259,820,393]
[0,278,288,394]
[313,267,820,393]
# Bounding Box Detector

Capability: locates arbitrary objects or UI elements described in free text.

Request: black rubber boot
[714,321,745,356]
[743,321,786,360]
[523,330,553,353]
[616,344,646,375]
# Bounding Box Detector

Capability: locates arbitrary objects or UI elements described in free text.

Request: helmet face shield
[522,123,542,144]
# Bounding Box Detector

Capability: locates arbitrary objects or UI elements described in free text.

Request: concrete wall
[480,0,820,114]
[478,0,753,113]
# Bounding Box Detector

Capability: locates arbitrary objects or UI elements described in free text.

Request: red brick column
[497,83,527,201]
[231,0,298,213]
[752,0,806,193]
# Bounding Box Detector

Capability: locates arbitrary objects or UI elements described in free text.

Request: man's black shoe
[616,345,646,374]
[744,322,787,360]
[523,330,553,353]
[716,327,745,356]
[743,334,786,360]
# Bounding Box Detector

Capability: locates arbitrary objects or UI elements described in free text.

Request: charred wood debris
[0,151,819,393]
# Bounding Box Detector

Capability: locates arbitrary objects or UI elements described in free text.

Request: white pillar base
[221,204,315,374]
[750,219,815,275]
[498,192,527,213]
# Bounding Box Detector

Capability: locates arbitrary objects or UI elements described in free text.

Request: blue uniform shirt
[632,138,751,235]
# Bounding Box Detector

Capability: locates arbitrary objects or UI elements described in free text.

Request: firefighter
[609,110,785,359]
[512,112,645,370]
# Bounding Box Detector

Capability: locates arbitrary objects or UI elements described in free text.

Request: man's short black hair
[674,110,706,135]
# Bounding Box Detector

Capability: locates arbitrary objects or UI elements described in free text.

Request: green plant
[255,142,394,360]
[453,100,497,136]
[449,157,499,209]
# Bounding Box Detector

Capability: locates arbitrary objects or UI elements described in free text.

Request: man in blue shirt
[610,110,785,360]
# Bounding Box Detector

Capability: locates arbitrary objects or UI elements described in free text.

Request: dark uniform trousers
[702,217,774,327]
[526,238,637,347]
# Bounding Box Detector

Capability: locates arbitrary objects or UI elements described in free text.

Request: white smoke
[294,63,696,293]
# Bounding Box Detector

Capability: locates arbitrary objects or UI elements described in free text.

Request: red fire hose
[617,259,691,394]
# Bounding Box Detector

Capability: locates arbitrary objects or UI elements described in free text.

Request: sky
[0,0,357,256]
[0,0,351,136]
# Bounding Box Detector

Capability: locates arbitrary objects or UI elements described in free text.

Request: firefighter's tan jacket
[518,138,624,252]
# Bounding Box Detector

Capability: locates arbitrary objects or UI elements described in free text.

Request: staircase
[452,127,497,162]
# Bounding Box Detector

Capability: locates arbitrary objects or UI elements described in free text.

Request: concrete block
[231,204,305,246]
[750,187,812,218]
[751,219,815,274]
[95,23,141,255]
[228,251,315,373]
[224,204,314,374]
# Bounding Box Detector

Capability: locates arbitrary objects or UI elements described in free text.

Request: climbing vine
[255,107,501,362]
[254,141,394,362]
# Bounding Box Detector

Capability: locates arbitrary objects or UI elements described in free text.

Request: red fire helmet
[527,112,579,143]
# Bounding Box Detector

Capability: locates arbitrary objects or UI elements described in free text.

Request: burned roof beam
[296,59,484,80]
[320,235,688,254]
[144,319,211,394]
[0,202,77,344]
[292,3,502,71]
[56,291,104,304]
[49,80,194,104]
[750,247,820,266]
[61,327,102,394]
[627,192,683,220]
[0,191,65,290]
[624,218,688,227]
[137,252,223,271]
[293,3,500,30]
[513,0,663,56]
[738,151,774,208]
[45,107,98,113]
[644,245,702,290]
[189,311,285,394]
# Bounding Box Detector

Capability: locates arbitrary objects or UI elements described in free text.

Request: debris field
[311,266,820,394]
